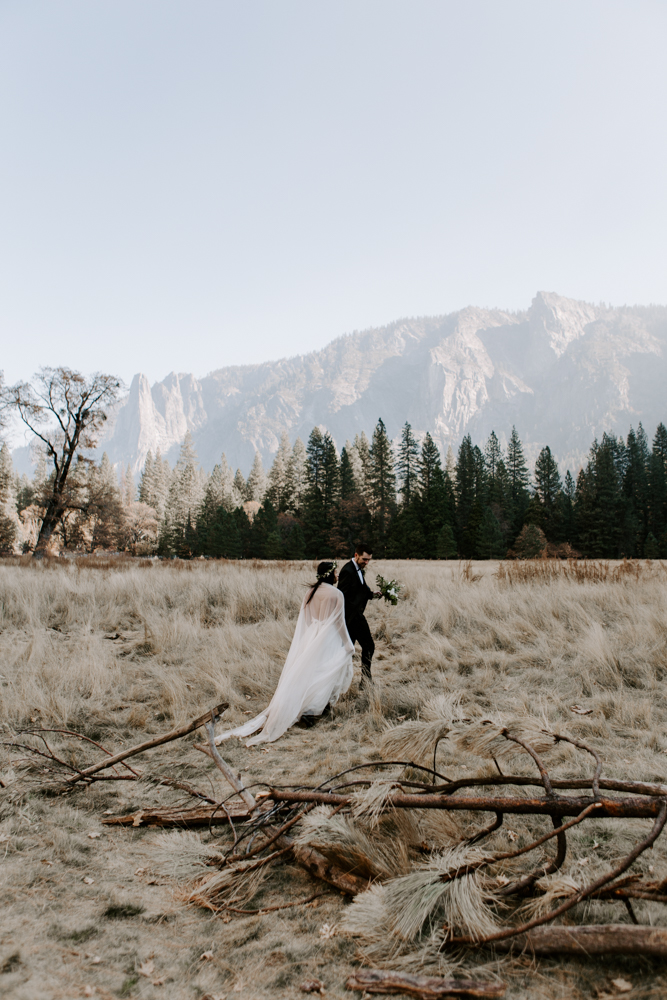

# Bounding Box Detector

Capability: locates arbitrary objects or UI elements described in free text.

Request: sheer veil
[214,583,354,746]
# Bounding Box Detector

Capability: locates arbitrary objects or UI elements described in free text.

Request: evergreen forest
[2,420,667,560]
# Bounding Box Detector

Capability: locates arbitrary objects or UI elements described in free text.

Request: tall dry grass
[1,557,667,998]
[2,556,667,776]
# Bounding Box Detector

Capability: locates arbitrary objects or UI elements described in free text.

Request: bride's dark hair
[306,560,337,605]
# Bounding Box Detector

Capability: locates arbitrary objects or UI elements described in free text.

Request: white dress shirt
[353,560,365,586]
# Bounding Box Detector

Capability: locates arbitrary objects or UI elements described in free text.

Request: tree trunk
[346,970,505,998]
[492,923,667,957]
[34,498,63,556]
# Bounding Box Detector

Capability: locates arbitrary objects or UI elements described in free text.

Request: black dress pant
[346,614,375,681]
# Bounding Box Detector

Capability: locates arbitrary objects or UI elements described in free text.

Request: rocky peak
[529,291,597,357]
[85,292,667,480]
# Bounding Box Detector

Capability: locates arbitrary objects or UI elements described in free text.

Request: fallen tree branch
[156,777,218,804]
[102,802,251,827]
[268,789,662,820]
[449,800,667,948]
[220,890,328,915]
[346,970,505,998]
[195,737,369,896]
[64,702,228,785]
[19,727,141,777]
[429,776,667,798]
[491,923,667,957]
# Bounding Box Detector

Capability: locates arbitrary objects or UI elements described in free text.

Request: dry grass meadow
[1,557,667,1000]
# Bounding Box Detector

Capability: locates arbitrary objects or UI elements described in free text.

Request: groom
[337,543,381,686]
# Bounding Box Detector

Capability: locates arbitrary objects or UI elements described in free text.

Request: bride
[214,561,354,746]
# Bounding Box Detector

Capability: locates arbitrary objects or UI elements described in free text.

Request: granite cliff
[97,291,667,476]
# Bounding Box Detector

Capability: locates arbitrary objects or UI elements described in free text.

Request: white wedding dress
[214,583,354,746]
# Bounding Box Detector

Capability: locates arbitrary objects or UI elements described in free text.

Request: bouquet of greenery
[376,574,402,606]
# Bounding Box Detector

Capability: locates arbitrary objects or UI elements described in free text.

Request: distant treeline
[2,420,667,559]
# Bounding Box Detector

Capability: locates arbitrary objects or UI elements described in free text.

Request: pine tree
[139,449,171,519]
[138,451,155,505]
[623,426,649,555]
[301,428,336,556]
[533,446,562,541]
[648,425,667,554]
[279,514,306,559]
[419,433,442,497]
[321,433,340,513]
[561,469,576,544]
[159,434,204,554]
[368,419,396,556]
[653,423,667,465]
[246,452,268,502]
[593,435,623,556]
[417,434,453,555]
[388,424,427,556]
[435,523,457,559]
[197,461,236,552]
[485,431,502,481]
[455,435,478,557]
[305,428,326,492]
[344,439,365,495]
[505,426,531,538]
[387,503,426,558]
[477,507,506,559]
[283,438,308,513]
[644,532,659,559]
[87,453,125,551]
[572,436,623,557]
[339,447,357,500]
[265,433,292,511]
[121,464,134,507]
[396,422,420,507]
[573,467,595,555]
[250,499,280,558]
[232,506,253,557]
[204,506,243,558]
[155,450,172,519]
[222,455,243,510]
[233,468,248,503]
[353,432,372,499]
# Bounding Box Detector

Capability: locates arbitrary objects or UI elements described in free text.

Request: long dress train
[214,583,354,746]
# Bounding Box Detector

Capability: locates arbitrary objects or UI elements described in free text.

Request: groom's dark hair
[355,543,372,555]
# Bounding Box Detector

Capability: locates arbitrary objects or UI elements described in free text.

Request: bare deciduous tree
[1,368,123,555]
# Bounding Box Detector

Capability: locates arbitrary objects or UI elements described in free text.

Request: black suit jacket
[337,559,373,624]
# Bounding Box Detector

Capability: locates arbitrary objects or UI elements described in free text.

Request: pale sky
[1,0,666,387]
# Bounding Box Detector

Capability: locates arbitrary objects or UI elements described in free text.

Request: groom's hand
[373,590,382,599]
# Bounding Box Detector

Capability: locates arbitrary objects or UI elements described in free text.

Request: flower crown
[316,560,337,581]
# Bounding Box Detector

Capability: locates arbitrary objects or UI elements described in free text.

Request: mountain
[76,291,667,476]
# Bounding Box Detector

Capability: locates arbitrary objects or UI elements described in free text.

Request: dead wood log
[64,702,229,785]
[284,839,369,896]
[492,923,667,957]
[198,738,368,896]
[101,802,251,827]
[345,970,505,998]
[431,776,667,798]
[269,789,664,820]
